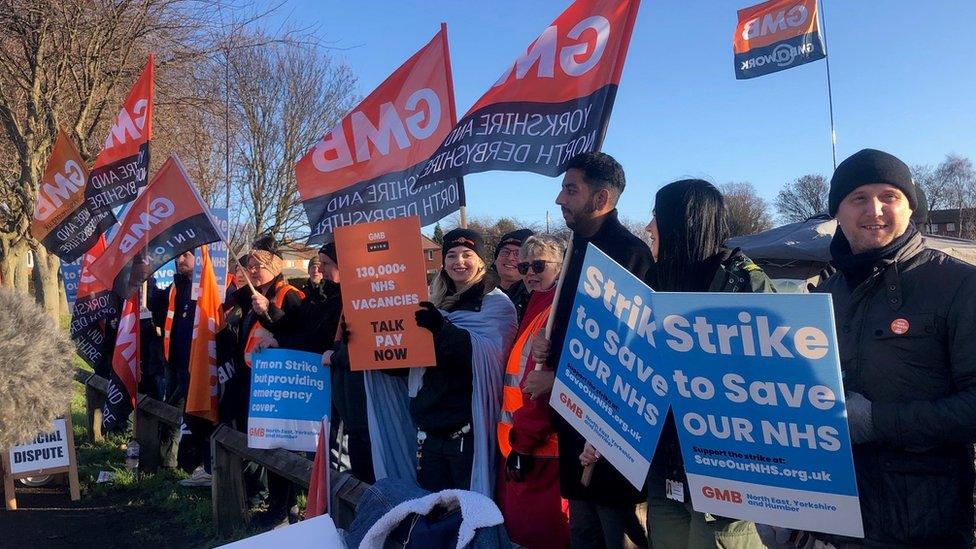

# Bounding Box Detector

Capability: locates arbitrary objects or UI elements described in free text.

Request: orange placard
[335,216,435,371]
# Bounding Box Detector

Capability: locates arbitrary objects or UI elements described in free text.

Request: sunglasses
[517,260,558,275]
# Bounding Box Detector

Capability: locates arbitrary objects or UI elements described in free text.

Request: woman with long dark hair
[643,179,774,548]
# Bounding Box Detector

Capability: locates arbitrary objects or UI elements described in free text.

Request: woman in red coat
[496,234,570,548]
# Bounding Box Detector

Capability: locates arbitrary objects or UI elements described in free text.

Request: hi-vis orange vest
[163,284,177,361]
[498,304,559,458]
[243,279,303,368]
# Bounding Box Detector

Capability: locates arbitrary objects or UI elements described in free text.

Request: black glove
[505,451,533,482]
[414,301,444,334]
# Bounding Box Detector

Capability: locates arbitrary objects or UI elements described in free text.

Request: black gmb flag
[414,0,640,185]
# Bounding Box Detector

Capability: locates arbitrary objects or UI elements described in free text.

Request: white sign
[8,419,71,475]
[220,514,341,547]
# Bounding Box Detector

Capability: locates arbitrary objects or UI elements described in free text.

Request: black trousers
[416,431,474,492]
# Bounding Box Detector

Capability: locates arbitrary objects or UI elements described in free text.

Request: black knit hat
[494,229,534,259]
[828,149,917,216]
[442,228,485,261]
[318,242,337,264]
[251,234,281,258]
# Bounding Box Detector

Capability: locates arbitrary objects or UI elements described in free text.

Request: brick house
[923,208,976,238]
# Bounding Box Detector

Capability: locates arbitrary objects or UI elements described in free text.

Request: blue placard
[248,348,330,452]
[193,208,229,300]
[653,291,862,537]
[550,243,670,489]
[153,260,176,290]
[61,258,82,308]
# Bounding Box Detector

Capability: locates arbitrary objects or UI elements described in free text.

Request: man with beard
[149,250,197,471]
[531,152,653,548]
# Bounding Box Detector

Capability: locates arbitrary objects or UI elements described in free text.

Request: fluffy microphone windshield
[0,288,75,448]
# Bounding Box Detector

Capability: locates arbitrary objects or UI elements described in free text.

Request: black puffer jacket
[816,231,976,547]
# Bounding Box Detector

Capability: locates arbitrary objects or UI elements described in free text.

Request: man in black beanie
[802,148,976,548]
[493,228,534,321]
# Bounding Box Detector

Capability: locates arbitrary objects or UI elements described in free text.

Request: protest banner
[85,54,153,213]
[653,292,862,537]
[415,0,640,185]
[334,216,436,371]
[733,0,826,79]
[2,416,81,509]
[248,349,330,452]
[296,25,463,245]
[31,130,115,261]
[550,243,670,489]
[87,154,223,299]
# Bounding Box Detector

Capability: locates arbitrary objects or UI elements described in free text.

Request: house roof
[421,234,441,250]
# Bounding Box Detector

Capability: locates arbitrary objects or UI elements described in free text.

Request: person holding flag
[217,234,305,526]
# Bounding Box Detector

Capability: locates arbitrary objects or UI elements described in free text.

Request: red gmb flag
[305,415,330,518]
[186,244,222,423]
[85,54,154,213]
[31,130,115,261]
[733,0,826,79]
[415,0,640,185]
[88,154,223,299]
[296,25,463,245]
[102,292,140,432]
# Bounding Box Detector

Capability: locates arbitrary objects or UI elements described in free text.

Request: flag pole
[818,0,838,170]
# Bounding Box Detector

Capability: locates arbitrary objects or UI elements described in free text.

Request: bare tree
[229,37,356,243]
[0,0,232,315]
[721,182,772,237]
[775,174,828,223]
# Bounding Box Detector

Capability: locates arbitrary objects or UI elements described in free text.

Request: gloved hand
[846,392,877,444]
[414,301,444,334]
[506,451,533,482]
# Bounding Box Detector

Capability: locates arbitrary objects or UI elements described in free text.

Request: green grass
[69,381,226,546]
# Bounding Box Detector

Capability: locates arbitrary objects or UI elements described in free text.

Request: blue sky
[271,0,976,228]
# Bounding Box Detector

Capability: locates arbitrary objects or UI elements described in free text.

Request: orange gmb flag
[415,0,640,185]
[733,0,825,79]
[31,130,115,261]
[186,244,222,423]
[88,154,223,299]
[85,54,154,213]
[295,25,463,245]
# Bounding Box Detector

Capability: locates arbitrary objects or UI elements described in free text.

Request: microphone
[0,288,76,448]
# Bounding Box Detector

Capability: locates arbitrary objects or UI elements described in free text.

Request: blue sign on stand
[248,348,330,452]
